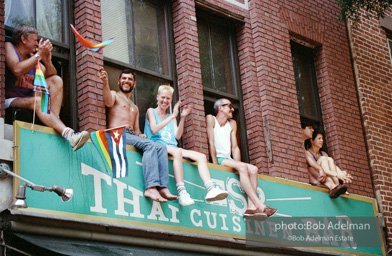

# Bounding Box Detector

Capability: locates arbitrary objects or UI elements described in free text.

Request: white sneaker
[69,131,90,151]
[205,187,229,202]
[178,190,195,206]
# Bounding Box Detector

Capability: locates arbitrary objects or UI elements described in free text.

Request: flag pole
[88,50,98,66]
[31,91,37,133]
[104,125,127,132]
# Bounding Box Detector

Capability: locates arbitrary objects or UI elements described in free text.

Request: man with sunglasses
[206,99,278,219]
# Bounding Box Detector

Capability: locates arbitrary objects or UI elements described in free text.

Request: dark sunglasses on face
[221,103,234,109]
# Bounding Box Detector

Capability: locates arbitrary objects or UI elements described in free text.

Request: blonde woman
[145,85,228,206]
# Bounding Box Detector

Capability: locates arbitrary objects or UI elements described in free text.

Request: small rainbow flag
[70,24,114,52]
[90,127,128,178]
[33,61,50,114]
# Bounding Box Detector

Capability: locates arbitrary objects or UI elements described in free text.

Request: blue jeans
[125,130,169,189]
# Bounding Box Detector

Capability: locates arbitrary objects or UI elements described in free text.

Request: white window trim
[224,0,248,10]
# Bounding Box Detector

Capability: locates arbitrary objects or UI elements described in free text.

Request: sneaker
[69,131,90,151]
[178,190,195,206]
[205,187,229,202]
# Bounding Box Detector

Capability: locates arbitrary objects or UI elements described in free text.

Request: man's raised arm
[98,68,116,108]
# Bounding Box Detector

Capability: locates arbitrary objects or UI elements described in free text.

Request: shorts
[217,157,230,165]
[5,98,16,109]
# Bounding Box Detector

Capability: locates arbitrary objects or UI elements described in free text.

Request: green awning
[9,233,217,256]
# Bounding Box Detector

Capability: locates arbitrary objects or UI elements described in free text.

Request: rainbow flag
[33,61,50,114]
[70,24,114,52]
[90,127,128,178]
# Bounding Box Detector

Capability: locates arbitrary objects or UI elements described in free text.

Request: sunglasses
[221,103,234,109]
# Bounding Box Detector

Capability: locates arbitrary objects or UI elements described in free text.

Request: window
[291,41,325,147]
[5,0,67,44]
[197,10,249,161]
[101,0,174,130]
[5,0,76,128]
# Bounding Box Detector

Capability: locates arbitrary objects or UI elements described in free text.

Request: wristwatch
[34,54,41,61]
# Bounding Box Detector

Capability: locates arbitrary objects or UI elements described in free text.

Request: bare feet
[159,187,178,201]
[144,187,167,202]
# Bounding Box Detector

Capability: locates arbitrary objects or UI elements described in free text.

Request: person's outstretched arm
[175,104,191,140]
[98,68,116,108]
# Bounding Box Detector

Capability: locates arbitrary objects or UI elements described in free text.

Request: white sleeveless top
[213,117,232,159]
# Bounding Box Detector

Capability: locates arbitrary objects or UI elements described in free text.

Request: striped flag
[90,127,129,178]
[33,61,50,114]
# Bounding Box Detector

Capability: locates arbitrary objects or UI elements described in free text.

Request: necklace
[118,91,135,107]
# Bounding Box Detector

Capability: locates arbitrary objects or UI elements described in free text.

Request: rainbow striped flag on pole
[33,61,50,114]
[90,127,129,178]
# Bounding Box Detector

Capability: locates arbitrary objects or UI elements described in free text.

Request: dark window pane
[133,0,168,74]
[291,42,319,121]
[197,19,213,89]
[197,14,236,96]
[210,24,234,94]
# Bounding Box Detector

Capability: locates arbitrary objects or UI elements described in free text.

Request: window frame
[102,0,176,105]
[291,41,327,151]
[387,37,392,66]
[197,10,249,162]
[4,0,78,129]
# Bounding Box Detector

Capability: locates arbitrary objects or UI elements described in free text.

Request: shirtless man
[99,68,176,202]
[206,98,278,219]
[5,24,89,151]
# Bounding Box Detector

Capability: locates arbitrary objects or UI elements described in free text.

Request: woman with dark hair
[306,131,353,198]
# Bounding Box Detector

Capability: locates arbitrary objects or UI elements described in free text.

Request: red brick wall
[74,0,106,132]
[0,0,4,119]
[348,8,392,245]
[248,2,307,179]
[171,0,372,195]
[237,18,269,171]
[269,1,371,195]
[172,0,209,155]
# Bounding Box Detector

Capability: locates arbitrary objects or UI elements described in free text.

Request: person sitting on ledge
[99,68,177,203]
[303,126,353,198]
[206,98,278,219]
[5,24,89,151]
[144,85,228,206]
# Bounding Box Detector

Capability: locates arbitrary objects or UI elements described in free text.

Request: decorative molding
[224,0,248,10]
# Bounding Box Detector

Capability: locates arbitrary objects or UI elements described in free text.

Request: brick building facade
[0,0,390,253]
[347,8,392,246]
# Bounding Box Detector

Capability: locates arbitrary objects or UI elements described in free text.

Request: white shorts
[5,98,16,109]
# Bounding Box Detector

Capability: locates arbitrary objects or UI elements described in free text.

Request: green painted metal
[14,123,384,256]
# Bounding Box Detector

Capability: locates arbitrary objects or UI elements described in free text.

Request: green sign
[13,121,385,256]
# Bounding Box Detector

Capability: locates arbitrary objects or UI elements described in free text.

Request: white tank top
[213,117,232,159]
